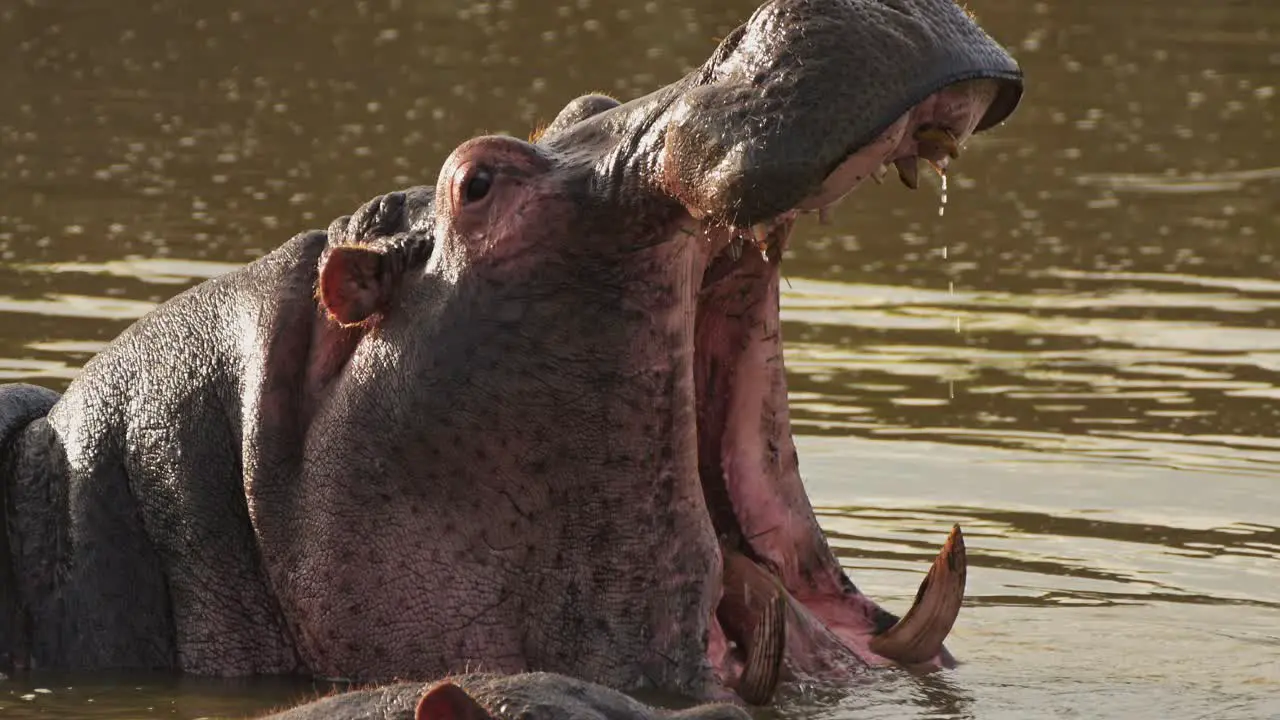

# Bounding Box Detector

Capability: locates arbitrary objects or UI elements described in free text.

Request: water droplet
[938,171,948,217]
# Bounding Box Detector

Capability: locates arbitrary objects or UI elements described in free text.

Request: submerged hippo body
[257,672,749,720]
[0,0,1022,702]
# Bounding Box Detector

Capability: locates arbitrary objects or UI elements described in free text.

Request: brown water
[2,0,1278,718]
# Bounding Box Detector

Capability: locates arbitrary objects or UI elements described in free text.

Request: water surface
[2,0,1279,718]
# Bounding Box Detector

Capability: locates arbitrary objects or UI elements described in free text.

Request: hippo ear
[317,245,392,326]
[415,682,493,720]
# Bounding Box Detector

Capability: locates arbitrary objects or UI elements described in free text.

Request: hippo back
[0,383,61,668]
[0,383,60,453]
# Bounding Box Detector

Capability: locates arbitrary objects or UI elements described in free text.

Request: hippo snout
[650,0,1023,226]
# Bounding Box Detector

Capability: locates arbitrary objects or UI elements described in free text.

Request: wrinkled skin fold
[0,0,1022,705]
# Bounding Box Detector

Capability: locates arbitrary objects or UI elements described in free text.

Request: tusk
[720,550,788,706]
[894,156,920,190]
[735,590,785,706]
[868,524,967,666]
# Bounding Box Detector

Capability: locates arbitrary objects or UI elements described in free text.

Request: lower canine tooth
[737,591,785,706]
[868,524,967,665]
[720,550,787,706]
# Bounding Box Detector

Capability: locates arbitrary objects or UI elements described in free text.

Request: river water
[1,0,1278,718]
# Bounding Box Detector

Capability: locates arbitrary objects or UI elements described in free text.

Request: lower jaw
[692,223,956,702]
[706,529,965,704]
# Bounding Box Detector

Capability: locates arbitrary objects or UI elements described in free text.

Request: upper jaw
[646,0,1023,228]
[673,74,1001,279]
[538,0,1024,243]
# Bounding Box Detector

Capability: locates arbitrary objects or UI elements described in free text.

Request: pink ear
[415,682,493,720]
[318,245,387,326]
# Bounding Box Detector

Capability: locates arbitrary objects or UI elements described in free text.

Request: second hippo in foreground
[257,673,750,720]
[0,0,1022,706]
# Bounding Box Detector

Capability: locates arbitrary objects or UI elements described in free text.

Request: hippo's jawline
[680,81,991,690]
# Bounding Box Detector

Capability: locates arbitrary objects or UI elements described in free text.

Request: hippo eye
[464,167,493,204]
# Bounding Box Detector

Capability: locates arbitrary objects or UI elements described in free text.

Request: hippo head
[296,0,1022,703]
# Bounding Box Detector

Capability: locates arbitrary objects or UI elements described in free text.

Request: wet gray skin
[0,0,1022,705]
[256,672,749,720]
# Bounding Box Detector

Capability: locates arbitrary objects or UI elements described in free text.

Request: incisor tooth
[752,223,771,262]
[871,163,889,185]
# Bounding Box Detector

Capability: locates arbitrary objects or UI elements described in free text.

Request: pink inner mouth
[685,81,997,697]
[696,236,910,685]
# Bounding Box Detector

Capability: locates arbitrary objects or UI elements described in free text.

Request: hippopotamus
[256,672,749,720]
[0,0,1022,705]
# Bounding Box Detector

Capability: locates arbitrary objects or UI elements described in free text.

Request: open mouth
[687,79,996,704]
